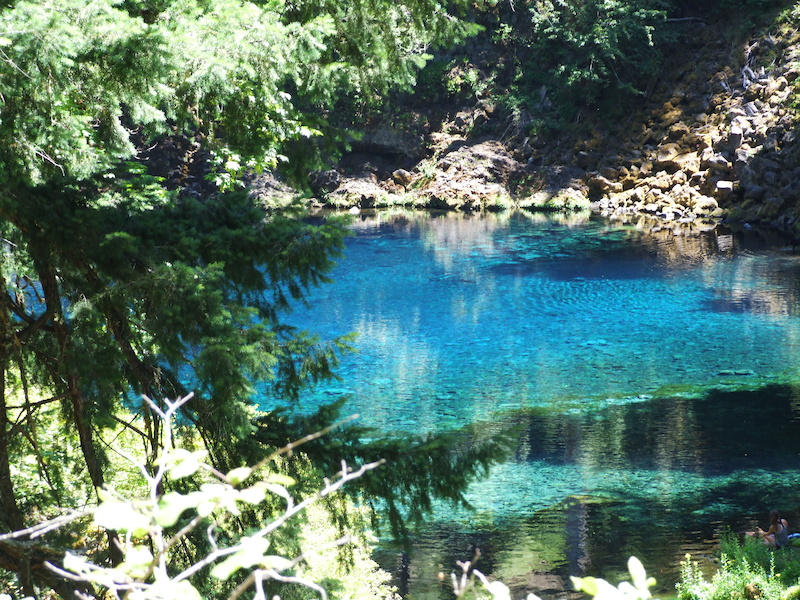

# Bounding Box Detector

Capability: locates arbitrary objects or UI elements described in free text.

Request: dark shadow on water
[702,296,775,314]
[387,384,800,600]
[701,286,800,316]
[514,384,800,475]
[490,255,667,281]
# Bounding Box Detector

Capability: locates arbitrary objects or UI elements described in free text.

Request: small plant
[492,23,514,46]
[572,556,657,600]
[445,59,489,101]
[677,533,800,600]
[448,551,541,600]
[0,394,385,600]
[447,554,655,600]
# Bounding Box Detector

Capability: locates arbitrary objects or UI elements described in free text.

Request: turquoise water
[277,210,800,598]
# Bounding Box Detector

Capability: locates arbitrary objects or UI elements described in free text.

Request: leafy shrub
[510,0,671,117]
[0,394,395,600]
[448,553,656,600]
[677,533,800,600]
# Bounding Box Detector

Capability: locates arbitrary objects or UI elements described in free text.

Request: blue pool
[274,210,800,598]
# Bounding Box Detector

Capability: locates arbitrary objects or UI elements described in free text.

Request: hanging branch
[0,393,387,600]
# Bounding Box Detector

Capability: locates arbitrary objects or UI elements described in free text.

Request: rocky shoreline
[589,20,800,235]
[292,12,800,239]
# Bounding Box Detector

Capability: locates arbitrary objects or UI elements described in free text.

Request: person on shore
[747,510,789,549]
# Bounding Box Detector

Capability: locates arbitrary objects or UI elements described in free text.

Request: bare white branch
[173,458,384,583]
[0,510,92,541]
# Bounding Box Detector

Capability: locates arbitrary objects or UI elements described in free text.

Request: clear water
[272,210,800,599]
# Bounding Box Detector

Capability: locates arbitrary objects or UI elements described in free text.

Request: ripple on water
[269,212,800,598]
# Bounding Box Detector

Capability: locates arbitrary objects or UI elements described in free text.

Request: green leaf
[572,576,599,597]
[626,556,654,597]
[628,556,647,588]
[484,580,512,600]
[196,482,238,517]
[265,473,296,487]
[94,501,151,536]
[121,545,154,579]
[237,481,268,505]
[155,491,205,527]
[210,537,270,580]
[265,483,293,502]
[164,449,208,479]
[226,466,252,485]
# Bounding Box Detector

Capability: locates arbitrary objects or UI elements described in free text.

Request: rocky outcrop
[586,21,800,234]
[319,135,591,212]
[319,138,523,210]
[413,139,518,210]
[300,13,799,231]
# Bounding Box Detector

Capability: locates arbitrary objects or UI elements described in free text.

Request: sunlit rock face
[587,20,800,233]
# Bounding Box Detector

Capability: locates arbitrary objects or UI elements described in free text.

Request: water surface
[275,211,800,599]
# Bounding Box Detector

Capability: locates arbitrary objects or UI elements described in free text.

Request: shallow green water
[273,210,800,599]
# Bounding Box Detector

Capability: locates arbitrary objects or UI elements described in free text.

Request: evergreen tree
[0,1,507,596]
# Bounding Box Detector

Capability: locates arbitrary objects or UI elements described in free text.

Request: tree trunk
[0,538,94,600]
[0,278,34,596]
[0,370,23,534]
[0,285,24,533]
[32,244,125,565]
[59,327,125,566]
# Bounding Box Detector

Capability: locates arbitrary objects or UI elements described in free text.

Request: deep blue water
[272,210,800,599]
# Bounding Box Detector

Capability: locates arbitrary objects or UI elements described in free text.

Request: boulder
[588,174,623,195]
[731,115,753,134]
[743,183,766,201]
[725,125,744,152]
[668,183,693,206]
[392,169,414,187]
[328,176,391,208]
[715,180,736,199]
[672,170,689,185]
[743,102,760,117]
[309,169,341,194]
[661,109,683,127]
[655,144,699,172]
[655,143,682,165]
[651,171,674,191]
[757,197,784,220]
[700,149,731,173]
[693,196,720,215]
[668,122,691,140]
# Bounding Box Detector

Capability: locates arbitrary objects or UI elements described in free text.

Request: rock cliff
[589,15,800,234]
[302,7,800,235]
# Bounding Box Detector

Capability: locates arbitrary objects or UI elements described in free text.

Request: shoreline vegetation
[293,1,800,240]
